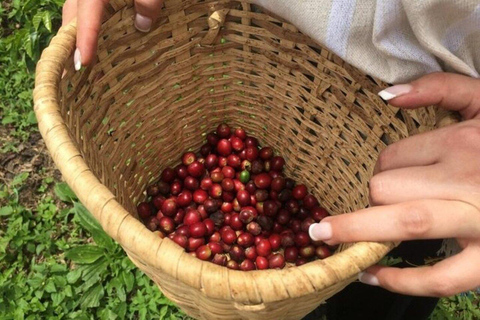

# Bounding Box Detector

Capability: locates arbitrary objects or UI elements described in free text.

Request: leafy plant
[0,180,189,319]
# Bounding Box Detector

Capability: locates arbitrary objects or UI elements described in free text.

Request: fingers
[373,128,447,175]
[369,165,450,205]
[62,0,77,26]
[309,200,480,244]
[359,244,480,296]
[75,0,109,69]
[134,0,164,32]
[378,72,480,119]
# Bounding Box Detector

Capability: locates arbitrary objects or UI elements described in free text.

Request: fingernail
[74,48,82,71]
[135,13,152,32]
[309,222,332,241]
[358,272,380,286]
[378,84,413,101]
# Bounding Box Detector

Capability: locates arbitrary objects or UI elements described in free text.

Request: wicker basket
[34,0,457,319]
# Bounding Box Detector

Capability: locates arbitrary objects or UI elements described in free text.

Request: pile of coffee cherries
[137,124,333,270]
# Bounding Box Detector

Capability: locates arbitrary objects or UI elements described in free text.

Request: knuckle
[376,146,395,173]
[449,126,480,150]
[368,175,386,205]
[398,204,433,237]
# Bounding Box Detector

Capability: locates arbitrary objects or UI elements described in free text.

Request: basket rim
[33,3,394,305]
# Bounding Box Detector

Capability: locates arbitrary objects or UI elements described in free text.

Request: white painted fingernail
[358,272,380,286]
[135,13,152,32]
[378,84,413,101]
[74,48,82,71]
[309,222,332,241]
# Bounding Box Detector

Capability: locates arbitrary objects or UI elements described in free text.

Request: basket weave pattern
[34,0,455,319]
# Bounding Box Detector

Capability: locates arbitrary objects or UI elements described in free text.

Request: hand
[62,0,163,71]
[309,72,480,297]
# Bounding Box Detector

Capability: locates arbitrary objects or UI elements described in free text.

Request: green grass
[0,0,478,319]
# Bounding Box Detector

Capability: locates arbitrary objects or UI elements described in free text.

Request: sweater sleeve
[253,0,480,83]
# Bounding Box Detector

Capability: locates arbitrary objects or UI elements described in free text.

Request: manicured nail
[309,222,332,241]
[135,13,152,32]
[74,48,82,71]
[378,84,413,101]
[358,272,380,286]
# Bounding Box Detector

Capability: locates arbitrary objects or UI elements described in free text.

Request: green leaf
[67,268,82,284]
[0,206,13,216]
[78,283,104,309]
[42,11,52,32]
[73,202,115,250]
[44,281,56,293]
[12,172,29,186]
[65,245,105,264]
[54,182,77,202]
[122,271,135,292]
[32,11,43,31]
[51,292,65,306]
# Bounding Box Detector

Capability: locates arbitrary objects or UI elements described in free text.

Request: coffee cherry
[182,152,196,166]
[159,217,175,234]
[222,166,235,179]
[254,173,272,189]
[259,147,273,160]
[161,199,178,216]
[245,246,257,260]
[217,139,232,156]
[212,254,227,266]
[311,206,329,222]
[229,245,246,262]
[315,246,332,259]
[303,194,319,209]
[226,260,239,270]
[207,132,220,146]
[196,245,212,261]
[296,258,308,266]
[244,137,258,148]
[208,242,223,255]
[137,202,152,219]
[173,209,185,225]
[292,184,307,200]
[231,137,244,152]
[189,222,207,238]
[183,209,201,225]
[284,246,298,262]
[255,256,269,270]
[256,239,272,257]
[237,232,255,248]
[157,181,170,195]
[169,181,182,196]
[173,234,188,248]
[193,189,208,204]
[268,234,282,251]
[187,161,205,178]
[175,164,189,180]
[295,232,311,247]
[240,259,255,271]
[246,222,262,236]
[270,156,285,172]
[187,237,205,252]
[177,191,192,207]
[217,123,231,139]
[222,228,237,245]
[161,167,176,183]
[147,185,160,197]
[268,254,285,269]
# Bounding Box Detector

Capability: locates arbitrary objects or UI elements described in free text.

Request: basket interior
[59,1,436,219]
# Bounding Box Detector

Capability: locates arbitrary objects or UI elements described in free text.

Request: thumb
[378,72,480,120]
[134,0,164,33]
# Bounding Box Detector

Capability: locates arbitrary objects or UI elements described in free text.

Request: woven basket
[34,0,457,319]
